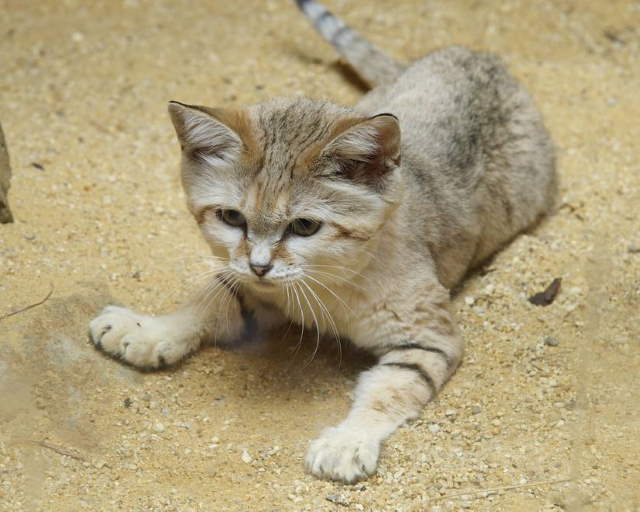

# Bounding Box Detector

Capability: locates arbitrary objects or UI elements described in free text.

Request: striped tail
[294,0,405,87]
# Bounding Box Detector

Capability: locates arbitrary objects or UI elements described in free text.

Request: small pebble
[544,336,560,347]
[428,424,441,433]
[326,494,349,506]
[241,450,252,464]
[153,422,165,433]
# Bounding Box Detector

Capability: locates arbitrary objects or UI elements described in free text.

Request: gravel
[0,0,638,511]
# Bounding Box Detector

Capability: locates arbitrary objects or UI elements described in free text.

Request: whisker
[302,263,386,294]
[299,277,343,368]
[194,276,227,316]
[297,280,321,370]
[303,268,369,293]
[303,273,353,314]
[187,257,227,285]
[221,278,241,337]
[280,282,296,343]
[289,281,306,366]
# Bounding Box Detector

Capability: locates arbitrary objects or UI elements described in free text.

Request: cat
[89,0,557,483]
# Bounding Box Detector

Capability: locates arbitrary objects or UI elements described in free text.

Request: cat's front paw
[305,425,380,483]
[89,306,182,369]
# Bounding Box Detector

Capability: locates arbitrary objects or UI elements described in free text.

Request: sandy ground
[1,0,639,510]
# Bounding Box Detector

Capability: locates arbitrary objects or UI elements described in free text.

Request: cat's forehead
[229,100,352,221]
[248,99,357,177]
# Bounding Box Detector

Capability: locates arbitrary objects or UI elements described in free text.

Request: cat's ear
[168,101,245,166]
[321,113,401,187]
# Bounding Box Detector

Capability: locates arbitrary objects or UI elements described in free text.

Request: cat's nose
[249,262,273,277]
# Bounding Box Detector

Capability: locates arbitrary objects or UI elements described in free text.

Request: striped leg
[306,300,462,483]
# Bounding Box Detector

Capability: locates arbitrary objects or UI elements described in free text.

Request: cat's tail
[294,0,405,87]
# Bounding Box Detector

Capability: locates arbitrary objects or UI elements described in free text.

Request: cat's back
[359,46,522,171]
[360,46,556,287]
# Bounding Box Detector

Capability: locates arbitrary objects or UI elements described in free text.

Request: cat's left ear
[321,113,401,187]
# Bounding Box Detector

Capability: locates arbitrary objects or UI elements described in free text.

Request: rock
[544,336,560,347]
[241,449,252,464]
[0,122,14,223]
[326,494,349,506]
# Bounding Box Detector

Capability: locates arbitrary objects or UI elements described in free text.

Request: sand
[1,0,639,511]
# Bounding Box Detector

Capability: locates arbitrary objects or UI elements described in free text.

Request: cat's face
[169,98,401,294]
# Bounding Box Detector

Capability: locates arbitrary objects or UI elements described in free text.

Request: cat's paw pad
[305,426,380,483]
[89,306,177,369]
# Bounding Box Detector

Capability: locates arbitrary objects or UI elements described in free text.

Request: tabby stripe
[389,343,452,369]
[331,25,352,45]
[382,362,437,397]
[318,9,332,21]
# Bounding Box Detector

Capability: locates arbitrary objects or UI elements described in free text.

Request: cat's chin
[247,279,278,292]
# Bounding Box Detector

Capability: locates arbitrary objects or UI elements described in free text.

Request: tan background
[1,0,639,510]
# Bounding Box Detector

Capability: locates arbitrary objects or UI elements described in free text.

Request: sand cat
[90,0,556,483]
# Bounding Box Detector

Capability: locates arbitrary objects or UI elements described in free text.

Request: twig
[434,478,572,502]
[0,284,54,322]
[32,440,86,462]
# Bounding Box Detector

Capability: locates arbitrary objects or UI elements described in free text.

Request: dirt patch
[1,0,639,511]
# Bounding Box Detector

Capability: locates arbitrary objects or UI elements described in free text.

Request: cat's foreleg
[89,279,246,369]
[306,289,463,483]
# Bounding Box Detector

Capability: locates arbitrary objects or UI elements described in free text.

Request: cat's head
[169,98,402,293]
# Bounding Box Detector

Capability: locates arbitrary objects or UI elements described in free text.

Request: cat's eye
[217,209,246,228]
[288,218,322,237]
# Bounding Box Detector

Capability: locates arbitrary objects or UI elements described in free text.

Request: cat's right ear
[168,101,243,166]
